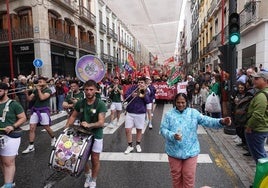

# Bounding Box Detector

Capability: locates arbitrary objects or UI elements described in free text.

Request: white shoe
[136,144,142,153]
[84,173,92,188]
[148,123,153,129]
[51,137,57,146]
[89,181,96,188]
[124,146,134,154]
[22,145,35,154]
[0,182,15,188]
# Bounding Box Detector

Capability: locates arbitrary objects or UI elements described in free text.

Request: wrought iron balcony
[52,0,77,12]
[79,6,96,27]
[99,22,107,34]
[79,40,96,53]
[107,28,113,39]
[240,1,261,32]
[0,27,33,42]
[49,28,77,46]
[112,33,118,42]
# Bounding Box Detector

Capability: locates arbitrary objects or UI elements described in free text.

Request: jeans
[245,131,268,163]
[57,94,64,111]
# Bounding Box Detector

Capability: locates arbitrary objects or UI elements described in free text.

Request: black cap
[0,83,9,90]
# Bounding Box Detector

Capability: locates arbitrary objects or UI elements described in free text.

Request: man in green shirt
[62,80,84,116]
[22,76,56,154]
[107,76,123,128]
[65,80,107,188]
[0,83,26,188]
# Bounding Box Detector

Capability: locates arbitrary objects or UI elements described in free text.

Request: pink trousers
[168,155,198,188]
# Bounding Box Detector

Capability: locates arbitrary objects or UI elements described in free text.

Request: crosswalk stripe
[100,152,212,163]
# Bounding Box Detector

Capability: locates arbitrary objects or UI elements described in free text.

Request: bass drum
[253,158,268,188]
[75,55,105,83]
[49,128,93,176]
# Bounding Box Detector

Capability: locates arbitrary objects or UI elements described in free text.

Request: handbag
[205,92,221,113]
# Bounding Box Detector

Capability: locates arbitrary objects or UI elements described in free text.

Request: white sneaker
[148,123,153,129]
[107,122,115,129]
[22,145,35,154]
[89,181,96,188]
[0,182,15,188]
[84,173,92,188]
[51,137,57,146]
[124,146,134,154]
[136,145,142,153]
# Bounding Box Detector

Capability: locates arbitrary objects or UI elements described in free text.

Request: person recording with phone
[123,77,150,154]
[0,83,27,188]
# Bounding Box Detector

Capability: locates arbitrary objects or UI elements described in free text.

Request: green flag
[167,66,181,86]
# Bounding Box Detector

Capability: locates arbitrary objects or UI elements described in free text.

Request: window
[18,9,31,28]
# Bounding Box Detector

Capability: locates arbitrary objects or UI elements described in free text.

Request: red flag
[144,65,150,78]
[128,54,137,70]
[163,56,174,66]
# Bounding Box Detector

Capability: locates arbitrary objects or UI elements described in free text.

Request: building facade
[0,0,149,79]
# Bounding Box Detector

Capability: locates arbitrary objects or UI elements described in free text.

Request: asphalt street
[0,103,252,188]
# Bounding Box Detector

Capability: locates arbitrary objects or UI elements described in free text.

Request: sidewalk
[206,128,256,188]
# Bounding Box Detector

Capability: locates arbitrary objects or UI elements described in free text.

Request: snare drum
[49,128,93,176]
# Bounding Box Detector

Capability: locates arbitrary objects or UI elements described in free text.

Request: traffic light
[229,13,240,45]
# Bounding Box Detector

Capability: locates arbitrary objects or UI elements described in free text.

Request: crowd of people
[0,72,158,188]
[0,64,268,187]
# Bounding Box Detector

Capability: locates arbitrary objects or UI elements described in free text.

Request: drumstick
[0,128,5,130]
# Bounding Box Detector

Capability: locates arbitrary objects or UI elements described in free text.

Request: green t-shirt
[109,84,122,102]
[0,100,24,129]
[33,87,52,107]
[64,91,84,104]
[74,98,107,139]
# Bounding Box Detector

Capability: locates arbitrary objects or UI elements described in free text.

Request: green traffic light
[229,32,240,44]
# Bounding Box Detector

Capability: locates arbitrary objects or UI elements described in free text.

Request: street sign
[33,58,43,68]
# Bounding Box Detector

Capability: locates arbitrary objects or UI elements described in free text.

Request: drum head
[75,55,105,83]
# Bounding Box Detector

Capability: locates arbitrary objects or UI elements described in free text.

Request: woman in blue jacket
[160,93,231,188]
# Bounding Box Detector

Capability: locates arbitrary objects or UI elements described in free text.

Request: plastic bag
[205,92,221,113]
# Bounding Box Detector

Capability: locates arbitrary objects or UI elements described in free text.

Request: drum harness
[0,99,13,148]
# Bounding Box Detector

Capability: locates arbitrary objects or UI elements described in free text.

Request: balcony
[49,28,77,46]
[79,6,96,27]
[52,0,77,13]
[112,33,118,42]
[107,28,113,39]
[0,26,33,42]
[99,22,106,34]
[79,40,96,53]
[240,1,261,32]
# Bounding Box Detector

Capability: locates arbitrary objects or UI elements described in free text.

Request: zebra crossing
[20,104,212,163]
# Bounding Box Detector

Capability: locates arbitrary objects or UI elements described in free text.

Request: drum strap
[1,99,13,123]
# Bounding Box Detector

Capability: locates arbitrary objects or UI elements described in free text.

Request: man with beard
[22,76,56,154]
[0,83,27,188]
[65,80,107,188]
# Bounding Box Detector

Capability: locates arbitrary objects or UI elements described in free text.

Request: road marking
[100,152,213,163]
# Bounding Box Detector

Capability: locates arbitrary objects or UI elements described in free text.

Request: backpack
[234,90,268,125]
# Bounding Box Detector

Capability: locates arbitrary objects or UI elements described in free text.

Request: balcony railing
[79,40,96,53]
[112,33,118,41]
[53,0,76,12]
[240,1,261,31]
[107,28,113,38]
[79,6,96,26]
[99,22,107,34]
[0,26,33,42]
[49,28,77,46]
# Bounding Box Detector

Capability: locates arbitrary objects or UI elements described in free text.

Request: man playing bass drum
[65,80,107,188]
